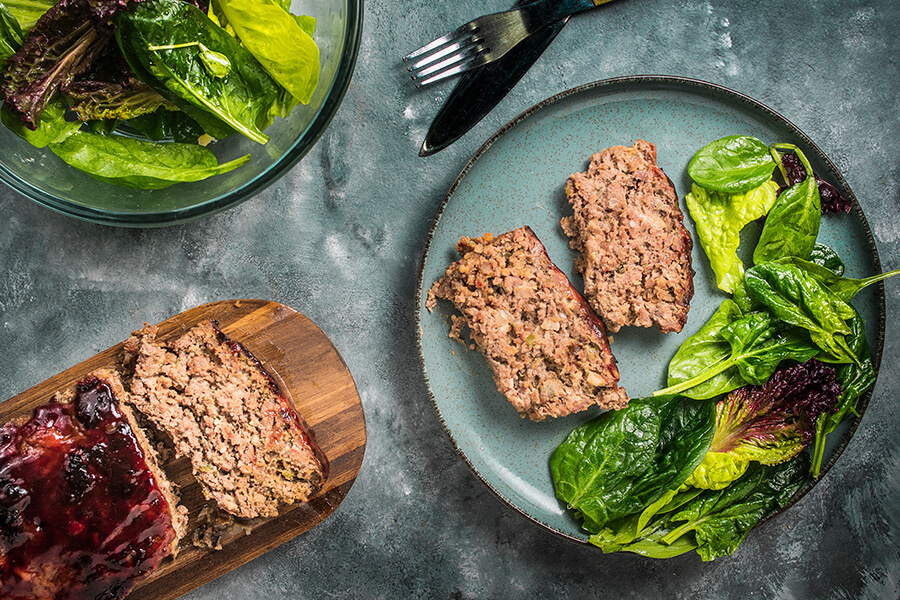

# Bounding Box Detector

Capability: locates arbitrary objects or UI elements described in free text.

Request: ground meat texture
[561,140,694,334]
[124,320,327,519]
[427,226,628,421]
[0,370,186,600]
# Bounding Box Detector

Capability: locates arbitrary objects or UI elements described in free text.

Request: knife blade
[419,0,568,157]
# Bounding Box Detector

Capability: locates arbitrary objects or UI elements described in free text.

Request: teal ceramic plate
[415,76,885,544]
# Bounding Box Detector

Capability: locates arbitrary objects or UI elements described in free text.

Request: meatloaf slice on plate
[427,226,628,421]
[561,140,694,334]
[124,320,326,519]
[0,369,187,600]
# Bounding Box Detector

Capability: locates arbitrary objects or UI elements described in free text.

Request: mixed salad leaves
[0,0,319,188]
[552,135,897,560]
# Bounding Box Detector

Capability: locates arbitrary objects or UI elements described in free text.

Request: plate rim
[414,75,886,547]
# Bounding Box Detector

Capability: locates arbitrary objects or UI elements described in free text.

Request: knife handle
[538,0,619,24]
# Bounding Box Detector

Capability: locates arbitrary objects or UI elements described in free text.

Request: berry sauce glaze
[0,376,177,600]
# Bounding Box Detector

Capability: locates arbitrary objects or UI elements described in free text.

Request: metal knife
[419,0,568,157]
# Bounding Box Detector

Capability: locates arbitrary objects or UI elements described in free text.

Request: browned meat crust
[124,320,326,519]
[561,140,694,334]
[427,226,628,421]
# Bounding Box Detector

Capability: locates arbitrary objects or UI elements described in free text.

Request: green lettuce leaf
[686,179,779,293]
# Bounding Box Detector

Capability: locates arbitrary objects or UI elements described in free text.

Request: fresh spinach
[590,454,809,560]
[48,129,249,188]
[1,98,80,147]
[743,262,859,365]
[656,299,819,399]
[213,0,319,105]
[777,256,900,303]
[125,108,206,143]
[685,180,779,293]
[116,0,283,144]
[808,243,845,275]
[0,2,23,63]
[147,41,232,79]
[687,135,776,194]
[753,144,821,264]
[810,307,876,476]
[661,455,809,561]
[1,0,55,31]
[550,396,715,533]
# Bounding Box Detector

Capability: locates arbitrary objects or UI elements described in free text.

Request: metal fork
[403,0,614,87]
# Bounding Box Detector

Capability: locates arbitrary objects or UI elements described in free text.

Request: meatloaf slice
[124,320,326,519]
[0,369,187,600]
[561,140,694,334]
[427,226,628,421]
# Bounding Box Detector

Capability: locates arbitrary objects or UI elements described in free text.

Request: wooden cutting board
[0,299,366,599]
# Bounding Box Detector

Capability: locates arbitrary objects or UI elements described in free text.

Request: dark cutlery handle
[420,4,568,156]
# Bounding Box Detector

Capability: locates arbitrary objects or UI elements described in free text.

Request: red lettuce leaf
[712,358,841,458]
[780,151,852,214]
[0,0,113,128]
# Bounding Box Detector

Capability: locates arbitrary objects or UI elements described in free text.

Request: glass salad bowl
[0,0,362,227]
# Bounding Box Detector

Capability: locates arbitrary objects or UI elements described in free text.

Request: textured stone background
[0,0,897,598]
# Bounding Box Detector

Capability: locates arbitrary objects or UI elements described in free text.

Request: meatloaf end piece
[0,369,187,600]
[124,320,327,519]
[427,226,628,421]
[561,140,694,333]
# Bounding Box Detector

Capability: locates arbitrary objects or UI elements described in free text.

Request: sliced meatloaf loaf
[0,369,187,600]
[427,226,628,421]
[561,140,694,334]
[124,320,326,519]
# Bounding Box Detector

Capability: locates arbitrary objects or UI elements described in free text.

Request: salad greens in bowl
[0,0,361,225]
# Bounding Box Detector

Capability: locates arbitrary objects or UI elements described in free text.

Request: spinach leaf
[687,135,776,194]
[147,41,232,79]
[661,300,746,398]
[753,145,821,264]
[0,2,23,63]
[663,454,809,561]
[657,299,819,399]
[808,243,844,275]
[686,180,779,293]
[744,262,858,365]
[116,0,282,144]
[591,454,809,561]
[1,98,80,147]
[48,130,249,188]
[731,277,761,313]
[213,0,319,105]
[810,307,876,477]
[125,108,205,143]
[1,0,56,31]
[777,256,900,303]
[550,396,715,533]
[589,486,703,557]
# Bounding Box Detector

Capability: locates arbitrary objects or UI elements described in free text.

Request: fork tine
[406,37,475,72]
[412,51,489,88]
[410,43,483,79]
[402,22,474,63]
[410,43,484,79]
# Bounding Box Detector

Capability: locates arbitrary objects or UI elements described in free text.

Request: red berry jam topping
[0,376,177,600]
